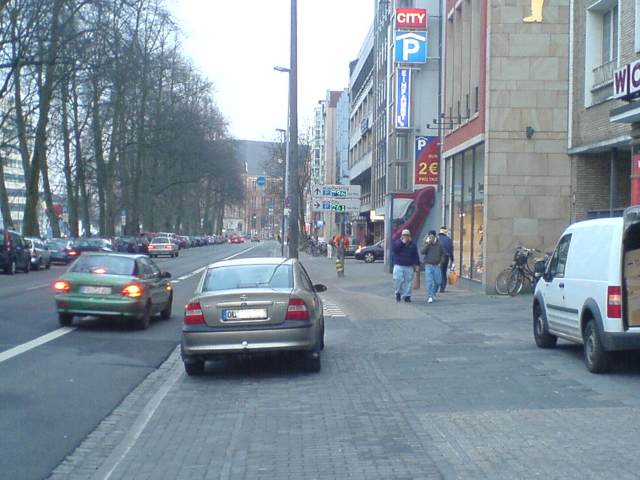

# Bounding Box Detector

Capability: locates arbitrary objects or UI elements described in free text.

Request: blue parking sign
[395,31,427,64]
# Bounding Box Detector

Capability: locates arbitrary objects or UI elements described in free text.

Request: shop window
[452,153,463,267]
[472,145,484,279]
[462,152,474,278]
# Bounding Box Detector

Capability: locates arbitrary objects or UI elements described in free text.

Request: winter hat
[401,229,411,236]
[428,230,437,236]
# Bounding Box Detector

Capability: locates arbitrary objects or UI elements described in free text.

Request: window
[601,6,618,64]
[585,0,619,103]
[549,234,572,279]
[636,0,640,52]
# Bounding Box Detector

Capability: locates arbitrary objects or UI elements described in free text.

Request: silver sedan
[181,257,326,375]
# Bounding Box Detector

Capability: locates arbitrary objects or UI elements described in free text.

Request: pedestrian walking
[438,226,454,292]
[392,229,421,303]
[422,230,444,303]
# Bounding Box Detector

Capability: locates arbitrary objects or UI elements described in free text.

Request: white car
[533,207,640,372]
[148,237,179,258]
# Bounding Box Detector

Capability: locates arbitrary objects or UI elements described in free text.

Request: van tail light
[286,298,309,321]
[53,280,71,293]
[122,284,143,298]
[184,302,205,325]
[608,286,622,318]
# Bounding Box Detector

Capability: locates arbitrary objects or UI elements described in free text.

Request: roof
[234,140,280,176]
[568,217,623,231]
[206,257,293,269]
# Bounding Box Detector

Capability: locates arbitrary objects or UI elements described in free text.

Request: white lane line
[26,283,50,291]
[0,327,76,364]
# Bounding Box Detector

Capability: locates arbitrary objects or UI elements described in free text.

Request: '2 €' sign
[415,136,439,185]
[395,31,427,64]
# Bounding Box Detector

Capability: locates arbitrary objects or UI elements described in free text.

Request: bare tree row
[0,0,244,237]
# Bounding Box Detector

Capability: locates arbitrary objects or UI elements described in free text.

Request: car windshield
[70,255,135,276]
[152,237,169,243]
[202,264,292,291]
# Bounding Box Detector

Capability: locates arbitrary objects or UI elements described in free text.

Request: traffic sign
[256,176,266,188]
[395,31,427,63]
[311,198,361,213]
[311,184,361,200]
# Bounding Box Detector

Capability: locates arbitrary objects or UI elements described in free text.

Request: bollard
[336,257,344,277]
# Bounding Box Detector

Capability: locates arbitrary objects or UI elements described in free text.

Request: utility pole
[288,0,300,259]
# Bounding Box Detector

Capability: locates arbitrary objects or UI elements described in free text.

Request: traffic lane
[0,263,68,301]
[0,243,274,480]
[0,244,255,353]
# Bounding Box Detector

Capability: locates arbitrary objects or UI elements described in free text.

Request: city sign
[311,184,361,200]
[415,136,440,185]
[311,198,361,213]
[614,60,640,100]
[395,31,427,64]
[396,8,428,29]
[396,68,411,129]
[256,176,266,188]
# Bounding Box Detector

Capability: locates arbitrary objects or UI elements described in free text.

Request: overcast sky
[168,0,374,142]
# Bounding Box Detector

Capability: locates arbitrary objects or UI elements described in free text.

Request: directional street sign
[311,184,362,213]
[311,198,361,213]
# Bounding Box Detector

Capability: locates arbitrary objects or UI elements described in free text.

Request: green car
[54,253,173,329]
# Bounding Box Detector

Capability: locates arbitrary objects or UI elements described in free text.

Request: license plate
[222,308,267,321]
[80,286,111,295]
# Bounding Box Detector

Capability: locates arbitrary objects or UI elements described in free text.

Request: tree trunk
[72,77,91,237]
[61,77,78,237]
[39,142,61,237]
[22,0,65,236]
[91,75,108,236]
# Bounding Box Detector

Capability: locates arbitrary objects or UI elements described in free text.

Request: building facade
[442,0,572,291]
[0,154,27,232]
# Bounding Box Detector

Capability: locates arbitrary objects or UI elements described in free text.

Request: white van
[533,207,640,372]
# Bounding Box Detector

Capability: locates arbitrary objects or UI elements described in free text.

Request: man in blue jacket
[438,226,454,292]
[392,229,421,303]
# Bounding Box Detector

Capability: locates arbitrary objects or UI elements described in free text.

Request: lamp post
[276,128,288,256]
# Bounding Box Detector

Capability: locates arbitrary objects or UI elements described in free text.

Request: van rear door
[623,207,640,328]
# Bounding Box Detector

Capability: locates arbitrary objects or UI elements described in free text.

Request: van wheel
[533,304,557,348]
[584,319,611,373]
[5,259,16,275]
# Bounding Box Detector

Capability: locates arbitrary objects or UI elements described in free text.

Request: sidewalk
[49,253,640,480]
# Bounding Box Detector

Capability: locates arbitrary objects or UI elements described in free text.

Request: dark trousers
[440,256,450,292]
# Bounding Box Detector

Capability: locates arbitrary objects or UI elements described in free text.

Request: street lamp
[275,128,288,256]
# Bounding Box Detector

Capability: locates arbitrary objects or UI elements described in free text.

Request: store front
[444,143,485,281]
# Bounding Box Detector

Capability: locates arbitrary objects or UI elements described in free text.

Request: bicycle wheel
[508,269,525,296]
[495,268,515,295]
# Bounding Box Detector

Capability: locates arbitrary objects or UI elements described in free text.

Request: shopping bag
[413,266,421,290]
[448,270,459,286]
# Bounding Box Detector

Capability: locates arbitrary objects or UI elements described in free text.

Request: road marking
[26,283,50,291]
[0,327,76,364]
[171,246,257,284]
[323,302,346,318]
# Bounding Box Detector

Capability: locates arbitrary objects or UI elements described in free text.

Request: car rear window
[47,240,67,249]
[202,264,292,291]
[70,255,135,275]
[152,237,169,243]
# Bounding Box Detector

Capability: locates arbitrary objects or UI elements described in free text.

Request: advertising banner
[415,136,440,185]
[396,8,428,29]
[396,68,411,129]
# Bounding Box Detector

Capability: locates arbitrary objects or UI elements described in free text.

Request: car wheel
[46,260,51,270]
[583,319,611,373]
[184,359,205,376]
[135,302,152,330]
[533,304,557,348]
[301,351,321,373]
[5,259,16,275]
[364,252,375,263]
[32,258,41,271]
[58,313,73,327]
[320,322,325,351]
[23,261,29,273]
[160,294,172,319]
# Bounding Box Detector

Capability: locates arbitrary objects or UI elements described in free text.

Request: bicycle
[495,246,545,296]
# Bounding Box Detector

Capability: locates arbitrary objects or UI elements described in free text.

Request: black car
[73,238,114,253]
[46,239,80,264]
[0,228,31,274]
[354,241,384,263]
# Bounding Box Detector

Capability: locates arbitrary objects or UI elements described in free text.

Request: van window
[549,234,572,278]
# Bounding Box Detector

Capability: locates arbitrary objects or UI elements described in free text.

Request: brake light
[286,298,309,321]
[68,250,78,256]
[122,284,143,298]
[53,280,71,293]
[184,302,205,325]
[608,286,622,318]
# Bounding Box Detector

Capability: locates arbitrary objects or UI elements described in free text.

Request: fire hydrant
[335,257,344,277]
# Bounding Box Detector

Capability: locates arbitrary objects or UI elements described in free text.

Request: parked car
[0,228,31,274]
[533,208,640,373]
[46,239,80,264]
[74,238,114,253]
[148,237,179,258]
[251,235,260,242]
[24,237,52,270]
[228,235,243,244]
[53,253,173,329]
[354,241,384,263]
[181,257,326,375]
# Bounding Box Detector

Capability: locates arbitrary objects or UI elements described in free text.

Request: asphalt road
[0,241,274,480]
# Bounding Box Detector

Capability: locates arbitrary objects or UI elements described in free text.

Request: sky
[168,0,374,142]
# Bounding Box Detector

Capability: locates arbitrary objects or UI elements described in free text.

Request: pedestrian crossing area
[322,302,346,318]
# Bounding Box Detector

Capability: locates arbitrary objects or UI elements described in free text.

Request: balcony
[592,60,616,89]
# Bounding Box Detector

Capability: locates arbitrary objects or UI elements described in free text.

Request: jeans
[440,256,450,292]
[425,264,441,298]
[393,265,414,298]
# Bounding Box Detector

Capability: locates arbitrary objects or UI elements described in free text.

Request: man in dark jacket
[421,230,444,303]
[392,229,421,303]
[438,227,454,292]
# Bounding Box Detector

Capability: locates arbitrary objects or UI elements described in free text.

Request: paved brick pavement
[49,253,640,480]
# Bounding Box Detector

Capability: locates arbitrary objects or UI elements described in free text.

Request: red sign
[415,136,439,185]
[632,154,640,205]
[396,8,428,29]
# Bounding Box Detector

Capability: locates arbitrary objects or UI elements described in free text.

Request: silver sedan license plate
[222,308,267,321]
[80,286,111,295]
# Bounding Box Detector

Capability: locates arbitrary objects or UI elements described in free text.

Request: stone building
[442,0,572,291]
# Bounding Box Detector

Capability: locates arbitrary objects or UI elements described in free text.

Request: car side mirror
[313,284,327,293]
[534,260,546,275]
[161,271,171,279]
